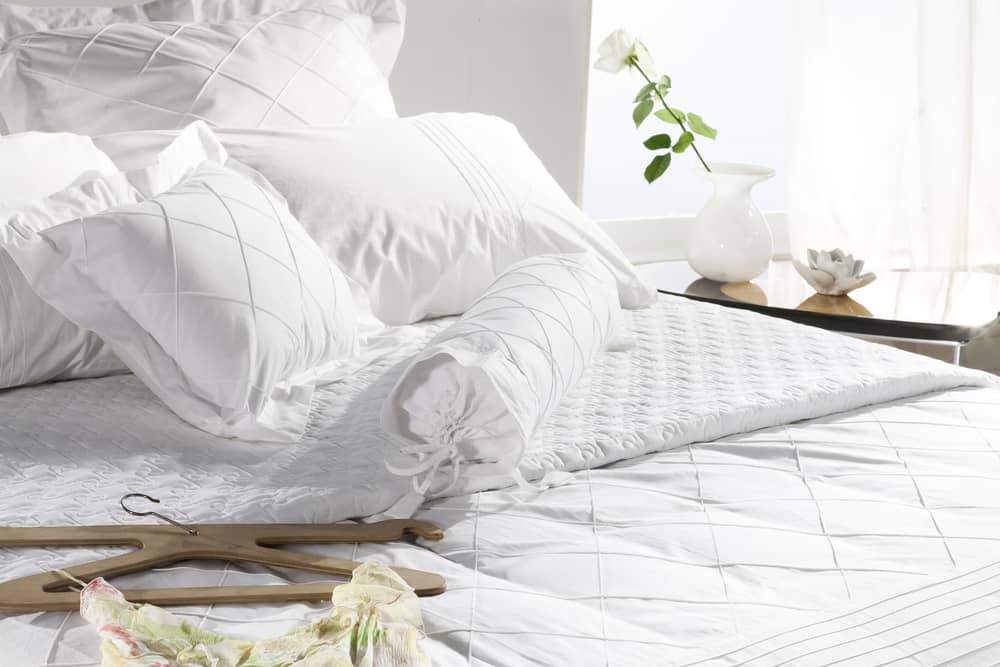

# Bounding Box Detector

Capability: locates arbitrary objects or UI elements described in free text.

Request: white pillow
[0,130,116,204]
[0,3,399,135]
[0,0,405,65]
[0,121,222,389]
[382,253,623,500]
[5,160,359,442]
[94,114,658,325]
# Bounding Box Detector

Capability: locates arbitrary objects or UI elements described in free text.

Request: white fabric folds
[381,254,623,501]
[0,3,399,136]
[0,1,406,62]
[0,121,224,389]
[92,115,657,325]
[5,158,359,442]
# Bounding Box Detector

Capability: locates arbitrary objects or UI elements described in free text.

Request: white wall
[391,0,593,204]
[584,0,791,220]
[389,0,792,231]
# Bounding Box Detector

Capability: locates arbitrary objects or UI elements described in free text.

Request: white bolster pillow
[381,253,624,499]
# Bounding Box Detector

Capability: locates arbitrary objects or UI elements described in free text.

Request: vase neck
[709,177,759,197]
[703,163,775,194]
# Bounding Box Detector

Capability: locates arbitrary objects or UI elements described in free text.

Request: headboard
[390,0,592,204]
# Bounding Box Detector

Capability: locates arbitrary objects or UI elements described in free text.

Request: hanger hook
[120,493,198,535]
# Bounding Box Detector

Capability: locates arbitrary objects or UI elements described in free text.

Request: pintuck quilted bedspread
[2,295,1000,665]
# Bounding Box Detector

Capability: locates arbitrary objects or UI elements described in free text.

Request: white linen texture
[5,158,359,442]
[0,2,398,135]
[0,0,405,65]
[92,114,657,325]
[2,295,998,665]
[0,121,224,389]
[0,129,116,205]
[381,253,624,502]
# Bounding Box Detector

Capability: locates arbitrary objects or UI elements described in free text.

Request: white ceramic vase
[686,162,775,283]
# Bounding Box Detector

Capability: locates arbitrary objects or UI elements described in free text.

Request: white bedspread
[4,387,1000,666]
[1,295,998,665]
[410,387,1000,665]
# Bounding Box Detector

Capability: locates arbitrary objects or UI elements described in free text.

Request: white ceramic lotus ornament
[793,248,877,296]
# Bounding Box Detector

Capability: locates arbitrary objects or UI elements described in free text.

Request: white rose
[594,29,635,73]
[631,39,658,78]
[593,29,658,77]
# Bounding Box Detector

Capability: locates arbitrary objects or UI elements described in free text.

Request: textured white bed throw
[0,295,992,533]
[515,297,998,485]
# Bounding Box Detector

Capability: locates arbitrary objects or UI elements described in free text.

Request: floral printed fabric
[79,561,431,667]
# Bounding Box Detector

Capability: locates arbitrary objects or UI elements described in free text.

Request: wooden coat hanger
[0,494,446,613]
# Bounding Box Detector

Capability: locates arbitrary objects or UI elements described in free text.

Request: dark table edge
[659,289,1000,344]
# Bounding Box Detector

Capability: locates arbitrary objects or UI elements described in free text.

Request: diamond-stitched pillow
[0,121,225,389]
[0,3,399,135]
[5,160,359,442]
[0,0,404,64]
[95,114,654,325]
[382,253,624,499]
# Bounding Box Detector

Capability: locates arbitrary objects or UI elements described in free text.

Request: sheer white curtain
[787,0,1000,271]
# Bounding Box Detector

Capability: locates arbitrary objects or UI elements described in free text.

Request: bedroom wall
[390,0,592,205]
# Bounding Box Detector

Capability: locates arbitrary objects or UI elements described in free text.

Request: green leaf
[659,74,672,89]
[654,108,686,125]
[672,131,694,153]
[687,112,718,139]
[633,82,655,103]
[633,98,654,127]
[643,133,673,151]
[644,153,672,183]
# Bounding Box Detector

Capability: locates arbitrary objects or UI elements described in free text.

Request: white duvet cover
[1,296,998,665]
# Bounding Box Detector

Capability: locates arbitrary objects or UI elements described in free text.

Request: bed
[2,2,1000,666]
[3,294,1000,665]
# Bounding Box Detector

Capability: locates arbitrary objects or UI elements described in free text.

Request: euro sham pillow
[5,159,359,441]
[0,0,405,63]
[0,121,223,389]
[382,253,623,502]
[0,2,400,135]
[94,114,658,325]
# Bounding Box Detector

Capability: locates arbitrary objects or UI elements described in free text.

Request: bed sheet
[4,385,1000,666]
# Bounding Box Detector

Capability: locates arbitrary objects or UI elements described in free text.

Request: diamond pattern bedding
[4,387,1000,666]
[0,3,398,135]
[0,0,405,57]
[411,387,1000,665]
[0,121,222,392]
[383,253,624,500]
[7,159,360,441]
[1,295,998,664]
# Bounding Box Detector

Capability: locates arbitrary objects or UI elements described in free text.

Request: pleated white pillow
[0,0,405,62]
[93,114,657,325]
[0,3,399,135]
[382,253,623,499]
[0,121,224,388]
[6,160,359,441]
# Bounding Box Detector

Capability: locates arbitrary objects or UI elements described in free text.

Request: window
[583,0,790,221]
